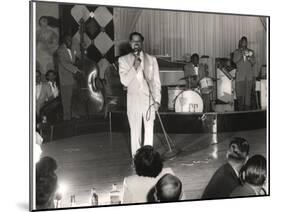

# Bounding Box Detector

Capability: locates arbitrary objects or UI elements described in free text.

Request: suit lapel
[143,53,151,79]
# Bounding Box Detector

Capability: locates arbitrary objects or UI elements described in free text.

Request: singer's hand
[133,57,141,70]
[154,102,160,111]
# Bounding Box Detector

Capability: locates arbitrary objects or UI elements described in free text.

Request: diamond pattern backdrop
[59,4,114,78]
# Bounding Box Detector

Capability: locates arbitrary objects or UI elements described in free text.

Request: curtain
[134,10,267,76]
[260,17,267,31]
[114,8,142,55]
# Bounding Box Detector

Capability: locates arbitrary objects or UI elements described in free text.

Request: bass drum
[167,86,184,110]
[175,90,203,112]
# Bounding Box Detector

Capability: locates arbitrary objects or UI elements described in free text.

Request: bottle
[109,184,121,204]
[70,195,76,207]
[54,192,62,208]
[90,188,98,206]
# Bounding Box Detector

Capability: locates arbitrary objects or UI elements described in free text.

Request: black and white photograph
[29,0,269,211]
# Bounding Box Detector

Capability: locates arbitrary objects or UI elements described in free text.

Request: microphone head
[133,48,140,55]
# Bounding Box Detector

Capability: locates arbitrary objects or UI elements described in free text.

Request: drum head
[175,90,203,112]
[168,87,184,110]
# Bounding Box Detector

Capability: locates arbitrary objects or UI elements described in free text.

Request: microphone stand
[134,51,179,160]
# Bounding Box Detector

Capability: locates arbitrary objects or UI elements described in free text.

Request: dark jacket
[201,163,241,199]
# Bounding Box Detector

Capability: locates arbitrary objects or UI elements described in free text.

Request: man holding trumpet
[233,36,256,111]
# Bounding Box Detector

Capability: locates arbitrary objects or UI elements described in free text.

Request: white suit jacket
[118,52,161,116]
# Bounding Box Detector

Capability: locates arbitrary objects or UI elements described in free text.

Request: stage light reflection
[57,182,68,194]
[211,145,218,159]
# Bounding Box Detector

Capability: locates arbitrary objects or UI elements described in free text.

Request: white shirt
[36,83,42,100]
[48,81,59,98]
[135,51,144,89]
[67,48,73,61]
[193,65,199,75]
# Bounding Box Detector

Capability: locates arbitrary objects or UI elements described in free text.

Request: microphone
[133,48,141,62]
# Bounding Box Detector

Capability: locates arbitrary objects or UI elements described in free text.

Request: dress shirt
[67,48,73,61]
[48,81,59,98]
[36,83,42,100]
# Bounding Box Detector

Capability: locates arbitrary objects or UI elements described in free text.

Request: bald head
[155,174,182,202]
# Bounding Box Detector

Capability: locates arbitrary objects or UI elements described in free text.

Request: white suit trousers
[127,111,154,157]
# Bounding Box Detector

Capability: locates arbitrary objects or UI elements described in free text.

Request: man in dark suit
[201,137,250,199]
[233,36,256,111]
[57,35,81,120]
[183,53,211,112]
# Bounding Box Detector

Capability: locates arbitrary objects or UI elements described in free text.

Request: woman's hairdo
[36,157,58,208]
[134,146,163,177]
[241,154,266,186]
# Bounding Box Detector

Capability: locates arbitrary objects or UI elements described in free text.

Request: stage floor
[41,128,267,208]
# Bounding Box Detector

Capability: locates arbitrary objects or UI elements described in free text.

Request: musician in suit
[57,35,81,120]
[233,36,256,111]
[36,70,53,116]
[118,32,161,157]
[183,53,211,112]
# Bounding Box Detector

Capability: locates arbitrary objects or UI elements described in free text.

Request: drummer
[183,53,212,112]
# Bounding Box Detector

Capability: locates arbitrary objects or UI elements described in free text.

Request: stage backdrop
[59,4,114,78]
[132,10,267,77]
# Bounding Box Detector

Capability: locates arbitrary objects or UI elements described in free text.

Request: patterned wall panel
[59,4,114,78]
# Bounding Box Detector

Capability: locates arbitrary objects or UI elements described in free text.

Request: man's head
[227,137,250,164]
[36,157,58,209]
[134,145,163,178]
[191,53,199,66]
[240,154,266,186]
[154,174,182,202]
[45,70,57,82]
[129,32,144,54]
[240,36,248,49]
[62,34,72,49]
[36,70,42,85]
[39,16,48,27]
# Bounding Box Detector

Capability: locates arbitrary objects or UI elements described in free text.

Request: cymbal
[178,76,196,80]
[179,76,220,81]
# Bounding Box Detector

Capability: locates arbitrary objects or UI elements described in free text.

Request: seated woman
[122,146,175,204]
[230,154,267,197]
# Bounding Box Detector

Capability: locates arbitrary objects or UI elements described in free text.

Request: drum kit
[168,76,216,112]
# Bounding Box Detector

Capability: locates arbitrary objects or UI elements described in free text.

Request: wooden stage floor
[41,128,267,208]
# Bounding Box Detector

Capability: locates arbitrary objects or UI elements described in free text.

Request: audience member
[151,174,182,202]
[230,154,267,197]
[201,137,250,199]
[40,70,62,123]
[34,131,43,164]
[122,145,175,204]
[36,156,58,209]
[36,70,53,116]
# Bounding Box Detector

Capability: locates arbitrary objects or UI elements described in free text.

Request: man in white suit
[118,32,161,157]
